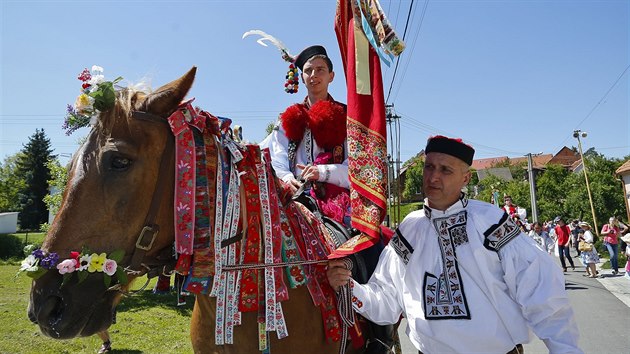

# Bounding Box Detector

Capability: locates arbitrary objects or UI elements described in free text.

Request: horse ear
[140,66,197,117]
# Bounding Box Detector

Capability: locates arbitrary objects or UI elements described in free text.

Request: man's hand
[287,177,301,194]
[327,259,352,292]
[297,163,320,182]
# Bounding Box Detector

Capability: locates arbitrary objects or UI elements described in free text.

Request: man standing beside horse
[327,135,583,353]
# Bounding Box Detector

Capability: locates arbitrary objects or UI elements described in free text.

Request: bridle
[107,110,177,294]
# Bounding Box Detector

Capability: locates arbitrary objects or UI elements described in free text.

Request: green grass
[388,202,423,225]
[595,244,628,270]
[0,265,193,353]
[10,232,46,246]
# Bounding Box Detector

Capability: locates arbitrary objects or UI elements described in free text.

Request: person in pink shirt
[601,216,628,275]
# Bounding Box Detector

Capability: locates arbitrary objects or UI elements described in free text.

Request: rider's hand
[327,259,352,292]
[297,164,320,182]
[289,178,302,194]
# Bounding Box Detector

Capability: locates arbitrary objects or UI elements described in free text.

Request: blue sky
[1,0,628,166]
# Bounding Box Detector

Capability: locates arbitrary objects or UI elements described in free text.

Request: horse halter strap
[125,111,176,277]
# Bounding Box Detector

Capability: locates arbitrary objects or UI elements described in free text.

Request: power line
[385,0,415,104]
[389,0,430,104]
[555,63,630,152]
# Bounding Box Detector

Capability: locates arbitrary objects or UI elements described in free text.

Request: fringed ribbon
[213,149,241,345]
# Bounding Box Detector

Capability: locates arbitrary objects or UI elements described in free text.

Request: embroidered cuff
[317,165,331,183]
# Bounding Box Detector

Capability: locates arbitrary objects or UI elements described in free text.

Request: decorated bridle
[19,104,179,295]
[109,110,179,293]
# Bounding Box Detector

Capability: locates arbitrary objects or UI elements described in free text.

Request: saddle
[293,192,370,283]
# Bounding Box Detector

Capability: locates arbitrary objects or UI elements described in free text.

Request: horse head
[28,67,197,339]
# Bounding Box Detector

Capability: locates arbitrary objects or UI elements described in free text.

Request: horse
[27,67,364,354]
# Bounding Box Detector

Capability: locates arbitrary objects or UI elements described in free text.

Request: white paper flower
[20,255,38,272]
[78,254,92,271]
[88,74,105,87]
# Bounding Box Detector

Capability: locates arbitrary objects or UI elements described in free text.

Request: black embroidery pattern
[288,140,298,172]
[424,210,471,320]
[423,192,469,220]
[391,229,413,265]
[304,129,313,165]
[483,212,521,252]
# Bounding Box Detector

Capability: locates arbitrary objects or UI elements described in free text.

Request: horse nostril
[37,295,65,331]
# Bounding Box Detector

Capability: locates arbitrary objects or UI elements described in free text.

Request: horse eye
[110,156,132,171]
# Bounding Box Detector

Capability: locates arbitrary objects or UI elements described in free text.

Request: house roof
[471,156,509,170]
[616,159,630,175]
[401,146,578,175]
[546,147,580,167]
[509,154,554,169]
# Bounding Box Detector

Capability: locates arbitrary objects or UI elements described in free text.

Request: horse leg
[190,295,260,354]
[190,295,216,354]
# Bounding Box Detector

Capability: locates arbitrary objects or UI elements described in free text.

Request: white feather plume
[242,30,293,59]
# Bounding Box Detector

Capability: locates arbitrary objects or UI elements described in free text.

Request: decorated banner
[331,0,404,257]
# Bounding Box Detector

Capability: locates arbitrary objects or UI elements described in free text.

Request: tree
[43,159,68,216]
[0,153,26,212]
[40,159,68,233]
[534,164,571,221]
[265,121,276,135]
[402,158,423,200]
[16,129,56,230]
[581,153,626,227]
[475,174,530,215]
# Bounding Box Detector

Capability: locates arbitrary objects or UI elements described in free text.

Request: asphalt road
[395,254,630,353]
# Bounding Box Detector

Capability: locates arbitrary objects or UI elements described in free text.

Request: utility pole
[573,130,599,237]
[386,153,393,227]
[526,153,540,223]
[386,104,401,226]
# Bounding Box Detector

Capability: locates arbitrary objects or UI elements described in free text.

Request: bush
[0,234,24,260]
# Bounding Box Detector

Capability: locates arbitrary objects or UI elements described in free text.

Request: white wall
[0,212,19,234]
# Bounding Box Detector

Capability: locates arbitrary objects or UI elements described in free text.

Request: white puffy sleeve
[266,124,296,183]
[499,234,582,353]
[350,245,406,325]
[315,141,349,189]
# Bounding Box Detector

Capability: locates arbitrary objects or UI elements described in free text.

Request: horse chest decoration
[26,68,364,354]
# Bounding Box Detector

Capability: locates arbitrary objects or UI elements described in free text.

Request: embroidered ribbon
[236,147,264,313]
[168,100,208,273]
[186,126,219,293]
[213,148,241,345]
[262,149,290,304]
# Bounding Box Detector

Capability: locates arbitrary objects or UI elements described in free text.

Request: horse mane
[96,84,221,137]
[96,84,152,135]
